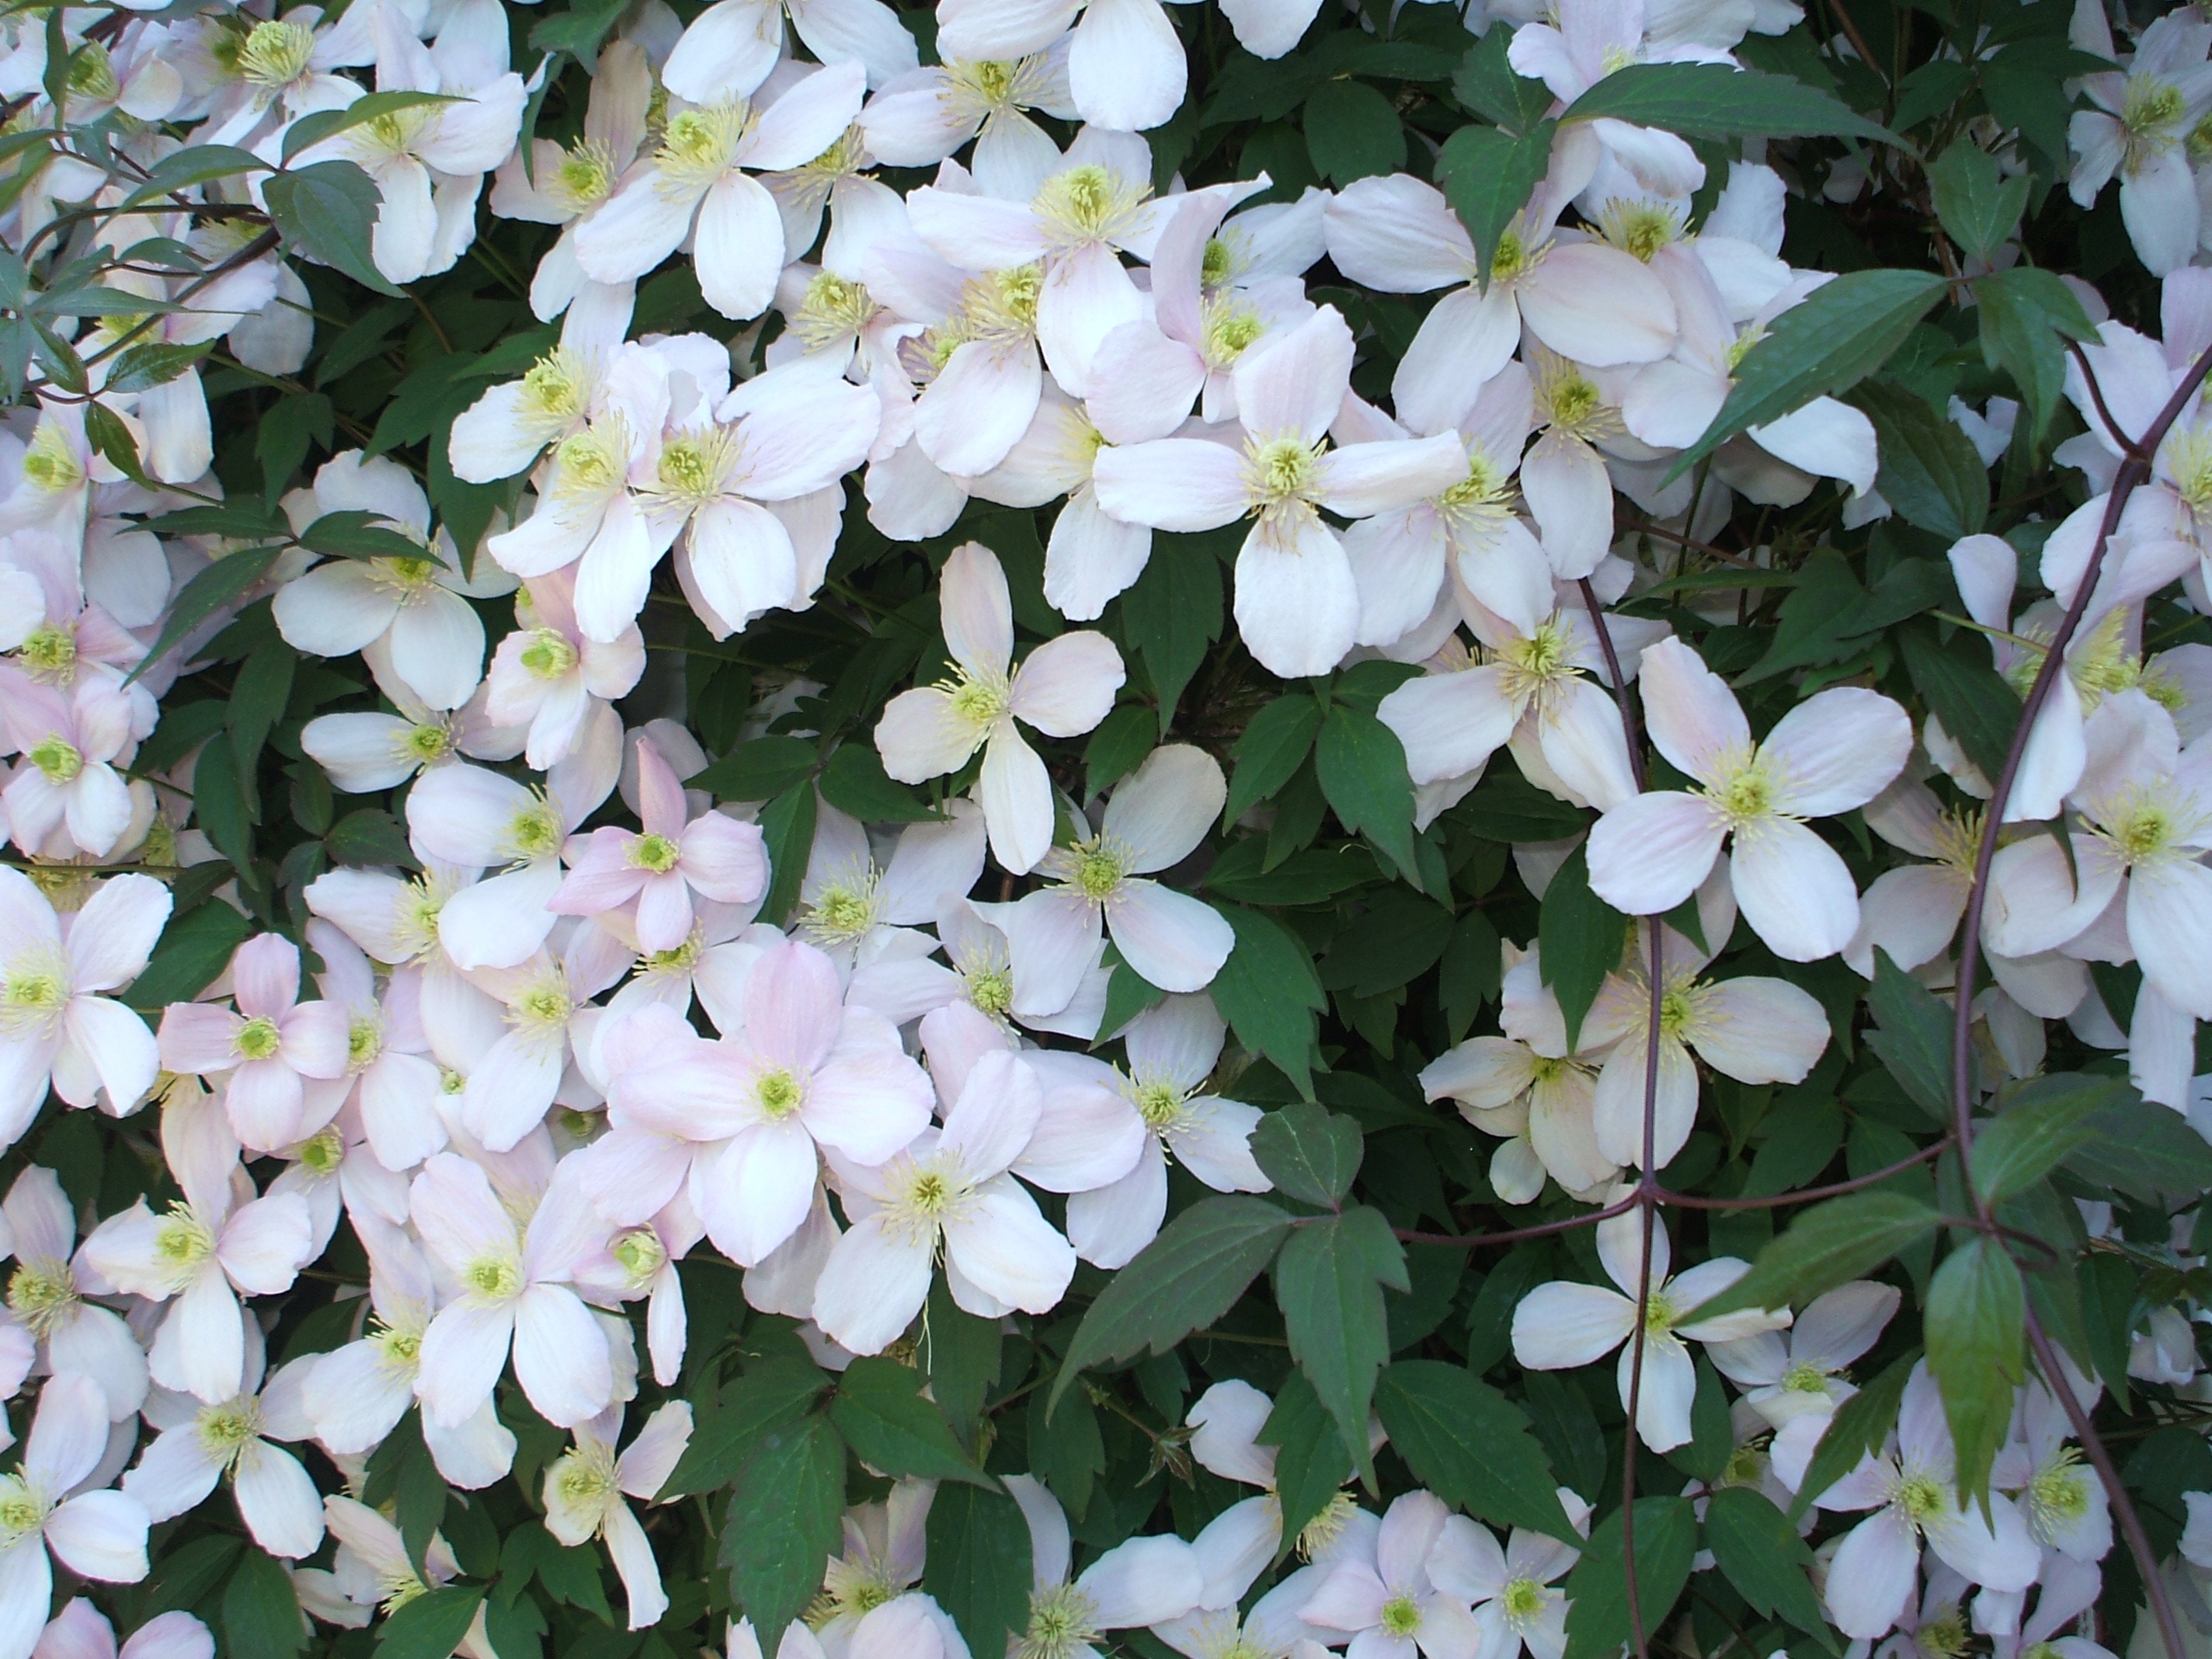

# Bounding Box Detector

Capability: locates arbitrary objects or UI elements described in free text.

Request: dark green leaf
[1027,1377,1105,1518]
[829,1356,995,1487]
[282,91,463,164]
[1052,1195,1294,1413]
[129,547,283,683]
[264,161,406,297]
[326,809,419,868]
[1702,1487,1832,1639]
[1375,1361,1577,1541]
[1682,1191,1942,1325]
[818,742,940,823]
[223,1549,306,1658]
[1210,905,1327,1098]
[1791,1348,1918,1517]
[1900,622,2019,789]
[1258,1372,1355,1550]
[297,508,443,565]
[2064,1093,2212,1203]
[1123,537,1223,732]
[1452,29,1553,133]
[1083,704,1155,801]
[663,1357,828,1498]
[1849,381,1989,539]
[228,645,294,774]
[1669,270,1949,479]
[1973,1072,2129,1206]
[924,1274,1001,1435]
[529,0,629,58]
[1928,143,2029,264]
[1865,949,1956,1122]
[1316,704,1419,885]
[755,781,817,927]
[374,1588,483,1659]
[1974,267,2099,448]
[1926,1237,2024,1506]
[1250,1099,1365,1206]
[1563,1497,1696,1659]
[722,1414,845,1650]
[104,339,211,394]
[194,730,252,869]
[127,899,245,1011]
[691,735,819,801]
[1560,62,1894,141]
[1538,845,1626,1051]
[1225,695,1323,825]
[923,1482,1034,1659]
[1438,121,1556,293]
[118,144,272,209]
[1304,78,1404,183]
[1276,1206,1408,1484]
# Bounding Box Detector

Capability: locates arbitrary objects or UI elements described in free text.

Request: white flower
[1585,636,1912,962]
[1509,1203,1786,1452]
[875,541,1123,874]
[124,1355,325,1560]
[1421,1036,1613,1202]
[1004,1474,1204,1656]
[0,1167,148,1421]
[0,1375,150,1659]
[1426,1498,1590,1659]
[1299,1489,1483,1659]
[81,1088,315,1403]
[936,0,1184,132]
[542,1401,694,1629]
[1707,1279,1899,1433]
[999,745,1236,1007]
[30,1600,210,1659]
[2067,11,2212,276]
[0,868,169,1146]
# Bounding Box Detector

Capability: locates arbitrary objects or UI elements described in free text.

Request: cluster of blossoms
[7,0,2212,1646]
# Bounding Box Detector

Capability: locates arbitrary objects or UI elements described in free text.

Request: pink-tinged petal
[1235,307,1354,448]
[1621,1338,1696,1452]
[1520,432,1612,580]
[151,1272,243,1403]
[877,687,983,783]
[1090,437,1250,532]
[64,874,169,991]
[1511,1281,1634,1369]
[914,342,1042,479]
[1730,817,1861,963]
[60,995,157,1116]
[43,1490,148,1582]
[1234,512,1358,680]
[1104,745,1226,874]
[1517,242,1678,367]
[701,1123,819,1267]
[25,1372,109,1493]
[1324,174,1473,294]
[1689,977,1828,1083]
[278,1000,350,1079]
[1762,688,1913,816]
[1107,883,1234,993]
[610,1044,753,1143]
[1924,1491,2040,1592]
[811,1212,934,1355]
[1318,433,1469,519]
[512,1283,614,1428]
[1064,0,1185,130]
[2127,857,2212,1021]
[939,541,1016,683]
[679,814,769,906]
[1377,666,1518,788]
[217,1192,314,1294]
[232,1442,325,1559]
[979,727,1056,876]
[1982,834,2121,958]
[943,1177,1074,1313]
[408,1153,519,1277]
[635,873,696,957]
[158,1004,245,1075]
[230,934,301,1020]
[745,938,844,1076]
[416,1299,515,1429]
[459,1031,565,1153]
[1592,1032,1699,1170]
[804,1018,934,1163]
[1009,631,1123,739]
[1636,638,1750,788]
[223,1060,306,1153]
[1585,791,1726,918]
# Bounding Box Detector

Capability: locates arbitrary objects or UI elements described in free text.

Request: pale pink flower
[1586,637,1911,961]
[485,570,647,770]
[0,1375,151,1659]
[158,934,350,1153]
[541,1402,694,1629]
[31,1601,210,1659]
[1299,1490,1483,1659]
[124,1353,325,1560]
[0,1167,148,1421]
[0,664,139,858]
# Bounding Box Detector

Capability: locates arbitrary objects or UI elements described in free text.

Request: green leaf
[264,161,406,297]
[923,1274,1001,1435]
[828,1356,995,1487]
[1203,840,1376,906]
[1027,1377,1105,1518]
[2064,1092,2212,1204]
[1250,1099,1365,1207]
[223,1549,306,1658]
[1973,1072,2129,1206]
[1538,845,1626,1051]
[326,808,419,868]
[117,144,272,208]
[194,730,253,870]
[282,91,463,165]
[1123,537,1223,732]
[1560,62,1894,141]
[755,781,817,927]
[1316,704,1419,885]
[1975,267,2099,448]
[1702,1487,1833,1640]
[1562,1497,1696,1659]
[127,896,242,1011]
[722,1414,845,1650]
[1225,694,1323,825]
[1083,704,1155,801]
[1210,906,1327,1098]
[1259,1372,1355,1551]
[1668,269,1949,480]
[1374,1361,1578,1542]
[374,1588,485,1659]
[1849,381,1989,540]
[924,1482,1035,1659]
[662,1357,828,1498]
[1790,1348,1918,1517]
[103,339,211,395]
[1928,143,2029,265]
[129,548,282,685]
[1682,1191,1942,1325]
[1452,29,1554,134]
[1276,1206,1408,1485]
[228,644,295,774]
[530,0,629,56]
[818,742,940,823]
[1926,1237,2025,1507]
[1304,78,1404,183]
[84,400,152,488]
[690,736,818,802]
[1900,621,2020,789]
[1864,949,1956,1122]
[1052,1195,1294,1414]
[1438,121,1556,293]
[1095,953,1167,1040]
[297,507,443,565]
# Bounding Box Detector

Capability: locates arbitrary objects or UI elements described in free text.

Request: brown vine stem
[1653,1137,1951,1209]
[1578,576,1663,1659]
[1395,1194,1640,1250]
[1946,342,2212,1659]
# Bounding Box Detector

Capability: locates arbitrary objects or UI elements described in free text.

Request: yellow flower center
[520,350,590,425]
[551,139,617,214]
[967,965,1014,1018]
[1380,1596,1423,1638]
[1247,436,1323,506]
[519,629,578,679]
[299,1125,345,1175]
[237,18,315,89]
[613,1226,666,1287]
[656,101,753,190]
[507,798,564,861]
[1019,1584,1101,1659]
[1034,163,1146,247]
[796,270,878,349]
[7,1261,76,1337]
[465,1256,522,1299]
[234,1016,283,1062]
[755,1067,804,1121]
[628,833,681,873]
[28,736,81,783]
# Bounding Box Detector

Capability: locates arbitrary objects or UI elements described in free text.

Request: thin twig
[1395,1195,1640,1249]
[1654,1138,1950,1210]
